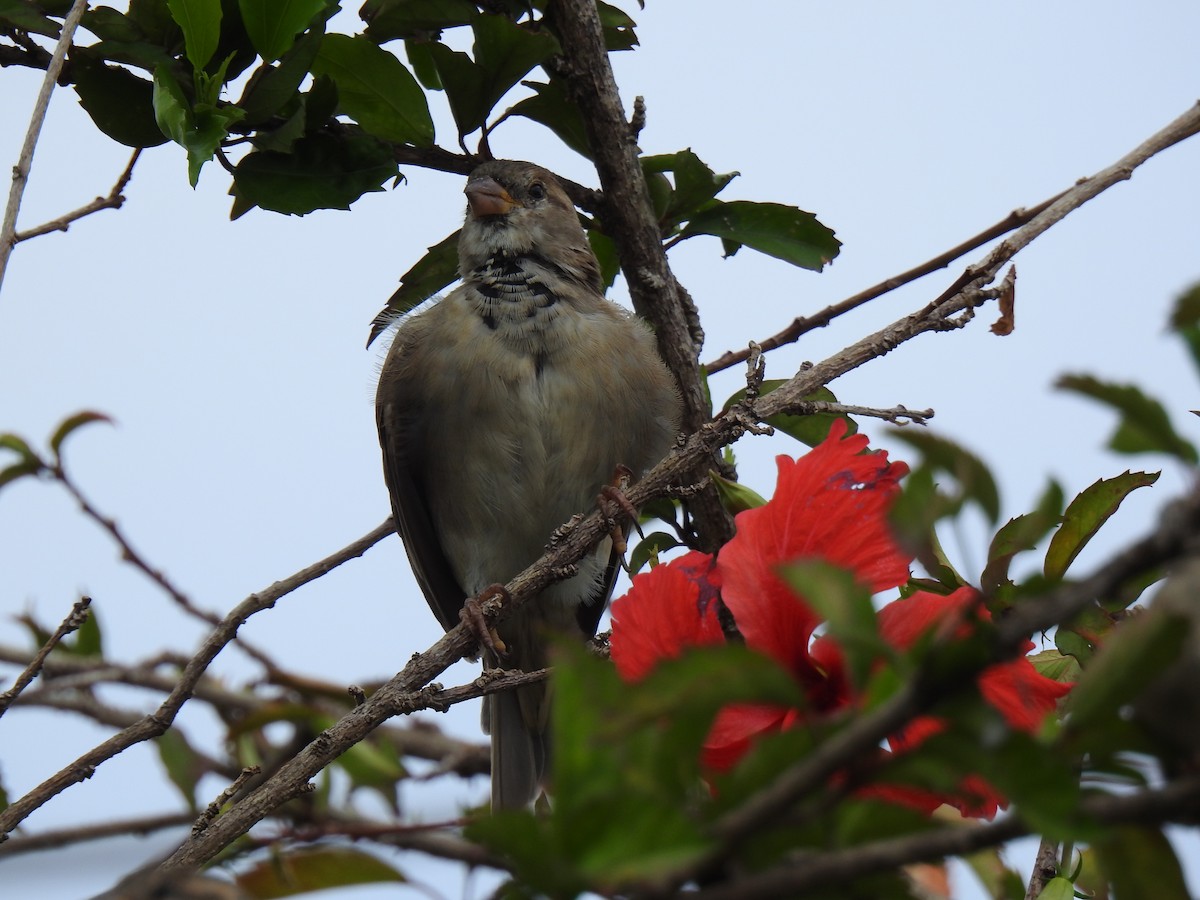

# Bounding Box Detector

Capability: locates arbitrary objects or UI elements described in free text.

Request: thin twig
[12,148,141,243]
[0,519,394,842]
[702,190,1067,374]
[0,596,91,718]
[0,813,193,857]
[0,0,90,293]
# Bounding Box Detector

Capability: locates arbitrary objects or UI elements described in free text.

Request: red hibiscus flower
[609,421,1071,819]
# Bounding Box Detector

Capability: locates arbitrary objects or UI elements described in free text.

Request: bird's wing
[376,341,468,633]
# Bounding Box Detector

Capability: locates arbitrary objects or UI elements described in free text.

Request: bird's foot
[460,583,510,658]
[597,464,644,568]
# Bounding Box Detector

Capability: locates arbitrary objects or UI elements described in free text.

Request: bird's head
[458,160,600,290]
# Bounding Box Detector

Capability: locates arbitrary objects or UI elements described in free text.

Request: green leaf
[710,469,766,514]
[360,0,477,43]
[154,64,241,186]
[1036,876,1075,900]
[722,381,854,447]
[236,847,406,897]
[238,0,326,61]
[310,33,434,145]
[980,503,1061,594]
[365,230,459,347]
[404,38,441,89]
[232,132,398,215]
[1168,281,1200,377]
[82,6,145,41]
[642,150,738,226]
[1057,374,1199,464]
[66,602,102,657]
[166,0,222,69]
[510,77,591,159]
[627,531,681,574]
[156,729,205,809]
[679,200,840,271]
[1092,826,1190,900]
[237,21,324,123]
[890,429,1001,524]
[1044,471,1158,582]
[0,0,61,37]
[1028,647,1081,685]
[74,61,170,148]
[49,411,113,459]
[587,228,620,290]
[429,15,559,137]
[781,560,884,690]
[596,0,638,50]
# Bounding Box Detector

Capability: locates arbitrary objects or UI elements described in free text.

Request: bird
[375,159,682,810]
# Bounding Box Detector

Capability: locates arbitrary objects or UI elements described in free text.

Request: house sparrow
[375,160,681,810]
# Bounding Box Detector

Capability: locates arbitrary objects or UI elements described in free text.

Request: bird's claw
[460,583,510,659]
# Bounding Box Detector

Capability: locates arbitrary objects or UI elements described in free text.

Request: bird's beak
[465,177,518,218]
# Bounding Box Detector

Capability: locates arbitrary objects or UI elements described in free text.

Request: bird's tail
[485,684,548,811]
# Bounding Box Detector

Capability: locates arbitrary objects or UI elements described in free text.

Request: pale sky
[2,2,1199,897]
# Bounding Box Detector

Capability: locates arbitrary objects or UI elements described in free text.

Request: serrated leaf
[1044,471,1158,582]
[679,200,840,271]
[233,132,397,215]
[360,0,477,43]
[74,61,170,148]
[642,149,738,227]
[156,729,205,809]
[166,0,221,69]
[49,410,113,458]
[236,846,406,896]
[238,0,326,61]
[510,77,591,159]
[1057,374,1198,464]
[365,230,459,347]
[238,23,324,124]
[980,503,1061,594]
[1168,281,1200,378]
[0,0,61,37]
[890,429,1001,524]
[310,33,433,145]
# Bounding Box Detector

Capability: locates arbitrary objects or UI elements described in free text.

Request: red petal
[610,551,724,682]
[719,420,911,677]
[702,703,790,772]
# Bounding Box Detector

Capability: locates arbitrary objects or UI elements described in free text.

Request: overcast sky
[2,1,1199,897]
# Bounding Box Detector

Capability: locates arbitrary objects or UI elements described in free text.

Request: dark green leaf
[627,531,681,574]
[1057,374,1199,464]
[237,21,324,123]
[510,77,591,159]
[680,200,840,271]
[404,38,441,89]
[360,0,476,43]
[87,39,177,71]
[1044,471,1158,582]
[642,149,738,226]
[980,504,1061,594]
[889,430,1001,524]
[587,228,620,290]
[233,132,398,215]
[75,62,170,148]
[156,729,205,809]
[81,6,144,42]
[1092,826,1190,900]
[128,0,178,44]
[311,33,434,145]
[0,459,42,490]
[66,602,102,656]
[365,230,459,347]
[237,847,406,897]
[166,0,222,69]
[1168,281,1200,377]
[722,381,854,447]
[596,0,638,50]
[0,0,60,37]
[238,0,326,61]
[49,411,113,458]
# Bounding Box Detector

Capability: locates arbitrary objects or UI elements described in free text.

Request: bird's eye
[528,182,546,201]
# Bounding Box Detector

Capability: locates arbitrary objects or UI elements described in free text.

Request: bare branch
[12,148,140,243]
[0,596,90,718]
[0,0,90,293]
[0,519,394,841]
[0,813,193,858]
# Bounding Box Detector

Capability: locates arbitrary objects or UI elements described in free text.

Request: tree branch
[12,148,140,243]
[0,519,393,841]
[0,596,90,718]
[550,0,735,552]
[0,0,90,294]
